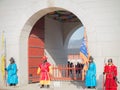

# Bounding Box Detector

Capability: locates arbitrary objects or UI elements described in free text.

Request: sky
[68,26,84,48]
[70,26,84,40]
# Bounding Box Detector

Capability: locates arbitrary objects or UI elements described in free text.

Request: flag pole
[80,27,90,81]
[1,31,7,86]
[4,31,7,86]
[103,57,106,90]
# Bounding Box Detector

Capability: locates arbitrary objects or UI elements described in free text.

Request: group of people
[5,56,119,90]
[5,56,51,88]
[85,56,118,90]
[67,61,84,78]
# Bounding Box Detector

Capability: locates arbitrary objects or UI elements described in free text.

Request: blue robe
[6,63,18,85]
[85,62,96,87]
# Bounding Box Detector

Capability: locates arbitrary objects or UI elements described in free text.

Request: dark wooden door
[28,17,45,83]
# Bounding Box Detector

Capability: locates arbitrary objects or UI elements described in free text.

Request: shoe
[47,85,50,88]
[40,85,44,88]
[87,86,91,88]
[13,84,16,86]
[92,86,96,89]
[9,84,13,86]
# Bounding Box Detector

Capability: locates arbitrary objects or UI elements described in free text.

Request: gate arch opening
[20,7,85,84]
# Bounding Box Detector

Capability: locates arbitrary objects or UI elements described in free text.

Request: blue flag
[80,37,88,58]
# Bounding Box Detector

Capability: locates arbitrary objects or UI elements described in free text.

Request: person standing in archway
[5,57,18,86]
[37,56,52,88]
[103,58,118,90]
[85,56,97,88]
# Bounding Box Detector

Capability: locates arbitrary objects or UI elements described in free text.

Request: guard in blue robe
[5,57,18,86]
[85,56,97,88]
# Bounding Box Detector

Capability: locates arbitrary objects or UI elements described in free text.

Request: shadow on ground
[70,81,86,89]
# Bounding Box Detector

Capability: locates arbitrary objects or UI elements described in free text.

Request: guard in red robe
[37,56,52,88]
[103,58,118,90]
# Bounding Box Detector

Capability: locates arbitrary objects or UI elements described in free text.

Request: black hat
[10,57,14,61]
[89,56,94,60]
[9,57,15,63]
[108,58,112,62]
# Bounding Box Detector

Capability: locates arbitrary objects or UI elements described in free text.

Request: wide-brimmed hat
[41,56,48,61]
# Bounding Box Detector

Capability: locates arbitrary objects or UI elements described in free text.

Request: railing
[29,64,83,83]
[51,64,83,81]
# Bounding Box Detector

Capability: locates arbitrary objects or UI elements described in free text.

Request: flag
[80,27,90,80]
[0,31,6,81]
[80,37,88,63]
[1,55,5,78]
[80,28,89,63]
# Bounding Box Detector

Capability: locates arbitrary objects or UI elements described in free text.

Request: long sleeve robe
[104,64,117,90]
[6,63,18,85]
[37,62,52,85]
[85,62,97,87]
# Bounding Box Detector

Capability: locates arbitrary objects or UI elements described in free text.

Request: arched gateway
[20,7,83,83]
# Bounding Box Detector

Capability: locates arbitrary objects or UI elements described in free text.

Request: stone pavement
[1,81,119,90]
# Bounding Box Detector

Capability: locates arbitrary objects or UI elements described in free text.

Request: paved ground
[0,81,119,90]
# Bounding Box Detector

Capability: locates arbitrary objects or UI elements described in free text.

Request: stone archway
[19,7,84,85]
[19,7,63,85]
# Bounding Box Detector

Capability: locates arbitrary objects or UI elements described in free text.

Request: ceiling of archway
[46,10,80,23]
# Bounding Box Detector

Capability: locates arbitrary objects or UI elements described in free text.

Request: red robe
[38,62,51,84]
[104,64,117,90]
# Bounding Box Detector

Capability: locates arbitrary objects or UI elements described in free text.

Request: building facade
[0,0,120,89]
